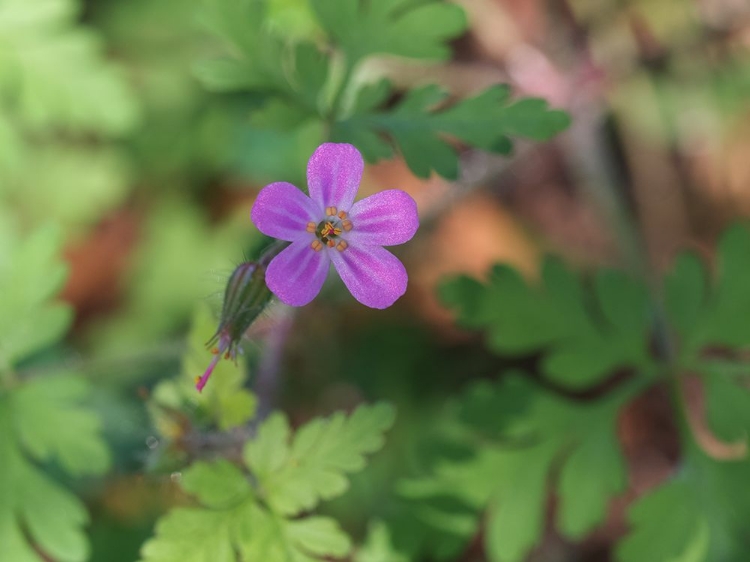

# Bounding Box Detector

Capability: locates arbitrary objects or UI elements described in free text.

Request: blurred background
[3,0,750,560]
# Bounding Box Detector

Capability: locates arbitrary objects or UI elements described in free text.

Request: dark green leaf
[334,83,571,179]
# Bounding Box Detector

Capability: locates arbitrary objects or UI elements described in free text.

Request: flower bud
[195,260,272,392]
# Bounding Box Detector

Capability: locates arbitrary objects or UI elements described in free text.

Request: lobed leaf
[244,402,396,515]
[311,0,466,65]
[334,82,570,179]
[440,257,653,388]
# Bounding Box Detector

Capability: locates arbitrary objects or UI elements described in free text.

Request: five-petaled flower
[251,143,419,309]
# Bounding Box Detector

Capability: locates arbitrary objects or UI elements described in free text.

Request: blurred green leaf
[0,0,138,135]
[617,449,750,562]
[440,257,653,388]
[355,520,409,562]
[0,375,110,562]
[245,403,396,515]
[401,374,634,562]
[0,224,71,369]
[334,83,571,179]
[196,0,329,112]
[310,0,467,65]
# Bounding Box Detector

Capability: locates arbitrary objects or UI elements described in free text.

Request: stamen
[306,221,316,233]
[338,210,347,219]
[333,226,342,236]
[311,240,323,252]
[336,240,348,252]
[342,219,353,231]
[327,239,335,248]
[325,206,337,216]
[211,347,219,355]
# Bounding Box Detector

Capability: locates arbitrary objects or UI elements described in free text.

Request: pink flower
[251,143,419,309]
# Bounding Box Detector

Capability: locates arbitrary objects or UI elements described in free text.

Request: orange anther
[342,220,353,231]
[311,240,323,252]
[306,221,316,233]
[336,240,348,252]
[338,210,348,219]
[325,206,337,216]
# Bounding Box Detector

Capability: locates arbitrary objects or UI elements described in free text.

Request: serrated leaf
[11,375,110,476]
[244,403,396,515]
[401,374,635,562]
[196,0,328,112]
[311,0,467,64]
[440,257,653,388]
[0,225,72,369]
[0,375,110,562]
[141,406,374,562]
[334,83,571,179]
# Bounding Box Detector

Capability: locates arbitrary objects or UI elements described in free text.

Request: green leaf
[244,403,396,515]
[0,224,72,369]
[0,0,138,134]
[398,374,635,562]
[0,375,110,562]
[11,375,110,476]
[181,460,253,508]
[151,304,257,434]
[440,257,653,388]
[678,225,750,349]
[664,252,707,339]
[334,83,571,179]
[1,146,131,229]
[196,0,329,112]
[310,0,467,64]
[617,449,750,562]
[140,402,396,562]
[355,520,410,562]
[703,369,750,444]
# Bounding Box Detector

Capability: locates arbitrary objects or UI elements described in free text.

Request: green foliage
[246,403,396,514]
[310,0,467,65]
[140,403,395,562]
[0,224,110,562]
[334,82,570,179]
[194,0,569,183]
[0,224,71,369]
[150,305,257,434]
[618,448,750,562]
[0,0,138,229]
[399,375,637,562]
[440,256,655,388]
[355,521,409,562]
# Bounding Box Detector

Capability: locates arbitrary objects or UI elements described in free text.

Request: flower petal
[348,189,419,246]
[307,143,363,211]
[329,244,408,309]
[266,240,330,306]
[251,182,319,241]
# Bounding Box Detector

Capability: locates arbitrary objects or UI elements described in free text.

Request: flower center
[306,206,353,252]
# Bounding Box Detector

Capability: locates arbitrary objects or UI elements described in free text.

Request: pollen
[306,221,316,233]
[327,239,335,248]
[325,206,337,216]
[338,210,347,219]
[336,240,348,252]
[342,219,353,231]
[311,240,323,252]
